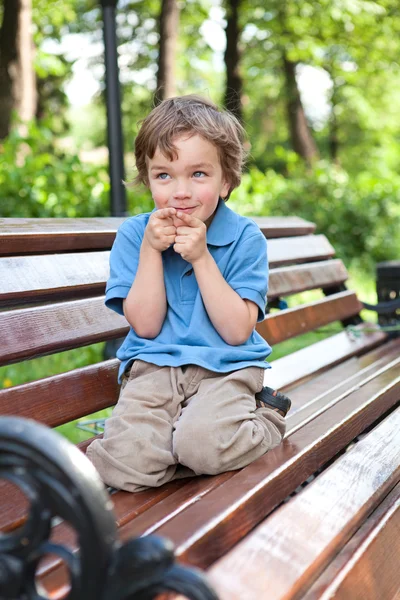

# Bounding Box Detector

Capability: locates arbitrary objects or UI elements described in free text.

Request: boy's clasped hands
[144,207,207,264]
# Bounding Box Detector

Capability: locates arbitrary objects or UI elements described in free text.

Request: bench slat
[0,298,128,366]
[0,216,316,256]
[0,253,109,306]
[288,337,400,409]
[119,363,400,566]
[303,482,400,600]
[0,217,125,256]
[257,290,362,345]
[0,241,338,309]
[208,407,400,600]
[268,259,348,299]
[0,290,360,366]
[267,235,335,266]
[1,255,347,308]
[287,354,400,436]
[267,325,387,390]
[287,338,400,416]
[0,359,119,425]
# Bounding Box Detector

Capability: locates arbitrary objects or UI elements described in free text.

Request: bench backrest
[0,216,378,436]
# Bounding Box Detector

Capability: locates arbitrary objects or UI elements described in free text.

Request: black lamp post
[101,0,127,216]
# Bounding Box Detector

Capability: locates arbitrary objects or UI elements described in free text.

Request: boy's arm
[173,212,263,345]
[193,253,259,345]
[123,208,176,339]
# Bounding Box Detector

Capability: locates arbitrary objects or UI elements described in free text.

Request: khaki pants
[87,360,286,492]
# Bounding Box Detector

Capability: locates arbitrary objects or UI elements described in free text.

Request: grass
[1,267,378,443]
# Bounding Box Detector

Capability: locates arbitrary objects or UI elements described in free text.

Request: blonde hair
[133,95,246,199]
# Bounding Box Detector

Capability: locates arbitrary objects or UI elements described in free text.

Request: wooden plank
[304,482,400,600]
[208,407,400,600]
[0,290,360,367]
[0,297,128,366]
[257,290,362,345]
[0,216,315,255]
[118,363,400,567]
[0,359,120,425]
[252,216,316,238]
[1,256,347,308]
[0,252,109,306]
[286,338,400,416]
[267,235,335,267]
[0,217,125,255]
[268,260,348,300]
[266,325,387,390]
[286,354,400,436]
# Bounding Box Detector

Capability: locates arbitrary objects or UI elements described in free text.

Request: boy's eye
[157,173,170,180]
[193,171,206,178]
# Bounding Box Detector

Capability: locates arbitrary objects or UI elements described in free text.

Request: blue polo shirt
[105,200,271,381]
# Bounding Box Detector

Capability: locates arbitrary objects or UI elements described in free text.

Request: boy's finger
[156,207,176,219]
[163,226,176,236]
[175,211,202,227]
[175,226,193,236]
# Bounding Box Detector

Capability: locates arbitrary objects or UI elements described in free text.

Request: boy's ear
[221,179,231,200]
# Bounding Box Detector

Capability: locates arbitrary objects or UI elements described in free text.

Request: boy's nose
[173,182,192,199]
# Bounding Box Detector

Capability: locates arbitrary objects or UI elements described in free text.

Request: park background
[1,0,400,439]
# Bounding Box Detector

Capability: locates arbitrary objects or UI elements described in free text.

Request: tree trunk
[15,0,37,126]
[0,0,20,139]
[155,0,179,104]
[223,0,243,122]
[283,55,319,163]
[0,0,36,139]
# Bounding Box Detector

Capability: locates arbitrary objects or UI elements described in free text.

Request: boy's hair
[134,95,246,199]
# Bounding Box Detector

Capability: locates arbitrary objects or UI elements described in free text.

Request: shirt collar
[206,199,239,246]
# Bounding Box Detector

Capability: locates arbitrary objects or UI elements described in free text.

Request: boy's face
[147,134,230,227]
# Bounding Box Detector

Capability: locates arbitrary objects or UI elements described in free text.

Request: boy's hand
[144,207,177,252]
[173,211,208,263]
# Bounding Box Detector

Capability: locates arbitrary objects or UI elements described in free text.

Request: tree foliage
[1,0,400,270]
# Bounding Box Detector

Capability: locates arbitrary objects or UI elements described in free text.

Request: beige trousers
[87,360,286,492]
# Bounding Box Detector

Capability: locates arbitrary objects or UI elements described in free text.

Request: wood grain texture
[266,325,387,390]
[34,365,400,596]
[208,407,400,600]
[1,256,347,308]
[0,216,315,255]
[34,474,238,593]
[0,359,120,426]
[0,289,361,368]
[285,338,400,411]
[267,235,335,267]
[0,297,128,366]
[0,252,109,306]
[0,217,125,255]
[118,363,400,566]
[286,351,400,436]
[257,290,362,344]
[304,483,400,600]
[251,216,316,237]
[268,259,348,299]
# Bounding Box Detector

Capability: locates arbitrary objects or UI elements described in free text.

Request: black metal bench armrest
[0,417,218,600]
[362,298,400,315]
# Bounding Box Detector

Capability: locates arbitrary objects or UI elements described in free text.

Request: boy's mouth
[173,206,196,213]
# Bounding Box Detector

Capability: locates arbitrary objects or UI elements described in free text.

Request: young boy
[87,95,290,492]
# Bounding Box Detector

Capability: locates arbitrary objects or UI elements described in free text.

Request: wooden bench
[1,216,399,599]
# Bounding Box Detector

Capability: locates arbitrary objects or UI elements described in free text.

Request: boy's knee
[173,420,229,475]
